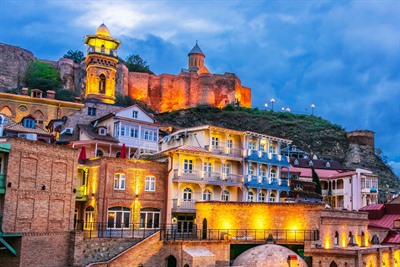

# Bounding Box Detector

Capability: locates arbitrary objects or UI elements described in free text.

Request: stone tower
[84,23,120,104]
[188,42,209,74]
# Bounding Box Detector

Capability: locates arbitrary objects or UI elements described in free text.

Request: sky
[0,0,399,175]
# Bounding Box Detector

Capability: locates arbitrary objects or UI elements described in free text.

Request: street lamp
[264,103,268,110]
[270,98,275,111]
[311,104,315,116]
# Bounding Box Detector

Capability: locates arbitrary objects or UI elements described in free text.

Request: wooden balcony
[173,169,243,185]
[205,144,242,158]
[75,185,88,201]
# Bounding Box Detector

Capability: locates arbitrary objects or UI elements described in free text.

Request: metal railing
[161,227,319,243]
[173,170,242,184]
[74,221,160,239]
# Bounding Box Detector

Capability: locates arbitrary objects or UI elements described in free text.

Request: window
[107,206,130,228]
[132,111,138,119]
[248,165,254,175]
[184,159,193,173]
[270,193,276,202]
[260,168,266,177]
[227,139,233,148]
[203,189,211,201]
[114,173,126,190]
[183,188,192,201]
[259,192,265,202]
[130,127,138,138]
[98,128,106,135]
[309,160,314,167]
[269,145,276,154]
[270,169,276,178]
[211,137,219,148]
[145,176,156,191]
[294,159,299,165]
[249,141,255,150]
[221,190,230,201]
[101,45,105,53]
[120,126,126,136]
[84,206,95,230]
[140,208,160,229]
[33,110,44,126]
[326,161,331,168]
[88,107,96,116]
[96,149,104,157]
[203,162,212,175]
[223,163,231,174]
[365,179,372,189]
[142,128,158,141]
[23,118,35,128]
[114,123,119,137]
[248,191,254,202]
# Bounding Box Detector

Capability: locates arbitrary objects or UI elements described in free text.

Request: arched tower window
[99,74,106,94]
[33,110,45,126]
[101,45,105,53]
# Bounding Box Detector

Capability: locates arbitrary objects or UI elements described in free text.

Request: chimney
[46,90,56,99]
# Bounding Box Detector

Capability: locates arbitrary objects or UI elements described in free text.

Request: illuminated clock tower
[84,23,120,104]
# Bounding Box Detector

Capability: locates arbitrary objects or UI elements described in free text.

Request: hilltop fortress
[0,24,251,113]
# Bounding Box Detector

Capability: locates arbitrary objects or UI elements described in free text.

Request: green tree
[115,93,136,107]
[55,89,76,102]
[312,167,322,195]
[124,54,154,74]
[24,59,62,92]
[63,50,85,64]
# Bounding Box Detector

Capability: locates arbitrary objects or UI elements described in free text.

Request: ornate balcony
[205,144,242,158]
[245,150,290,166]
[173,169,243,185]
[244,175,290,190]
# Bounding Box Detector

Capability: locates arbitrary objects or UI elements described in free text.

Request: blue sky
[1,0,399,175]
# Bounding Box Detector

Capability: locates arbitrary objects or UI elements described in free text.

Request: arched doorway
[166,255,177,267]
[329,261,338,267]
[202,218,207,239]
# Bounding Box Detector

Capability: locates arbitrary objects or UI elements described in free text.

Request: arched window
[96,149,104,157]
[221,190,230,201]
[99,74,106,94]
[248,191,254,202]
[248,165,254,175]
[259,192,266,202]
[202,189,211,201]
[329,261,338,267]
[33,110,44,126]
[270,193,276,202]
[270,169,276,178]
[101,45,105,53]
[334,231,339,245]
[183,188,192,201]
[85,206,95,230]
[107,206,130,228]
[140,208,160,229]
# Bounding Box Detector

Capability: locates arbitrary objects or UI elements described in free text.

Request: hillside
[155,105,399,201]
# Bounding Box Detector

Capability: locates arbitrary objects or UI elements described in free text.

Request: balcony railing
[173,199,197,210]
[245,175,289,187]
[173,170,243,184]
[161,226,319,243]
[74,221,159,239]
[0,174,5,194]
[205,144,242,158]
[75,185,88,201]
[245,150,290,165]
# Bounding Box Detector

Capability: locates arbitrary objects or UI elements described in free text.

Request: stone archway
[329,261,338,267]
[166,255,177,267]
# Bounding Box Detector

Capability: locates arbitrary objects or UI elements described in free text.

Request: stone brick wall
[76,157,167,226]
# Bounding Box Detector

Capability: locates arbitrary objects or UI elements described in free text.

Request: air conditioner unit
[18,133,37,141]
[61,127,74,135]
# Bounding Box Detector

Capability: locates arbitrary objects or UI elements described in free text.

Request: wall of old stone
[0,43,34,89]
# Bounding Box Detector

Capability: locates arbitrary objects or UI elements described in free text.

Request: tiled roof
[383,231,400,244]
[289,166,353,179]
[369,214,400,229]
[2,114,53,136]
[189,43,205,55]
[290,158,345,170]
[77,124,118,143]
[359,203,385,211]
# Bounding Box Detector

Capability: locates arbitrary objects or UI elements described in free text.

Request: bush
[56,89,76,102]
[25,60,62,92]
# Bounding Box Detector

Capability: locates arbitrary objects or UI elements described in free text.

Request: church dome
[232,244,308,267]
[96,23,111,37]
[188,42,205,56]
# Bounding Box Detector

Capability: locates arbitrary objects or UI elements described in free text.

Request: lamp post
[311,104,315,116]
[270,98,275,111]
[264,103,268,111]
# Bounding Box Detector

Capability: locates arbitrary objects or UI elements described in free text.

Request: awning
[0,143,11,152]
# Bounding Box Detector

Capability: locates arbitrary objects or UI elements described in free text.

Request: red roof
[369,214,400,229]
[289,166,354,179]
[383,231,400,244]
[359,203,384,211]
